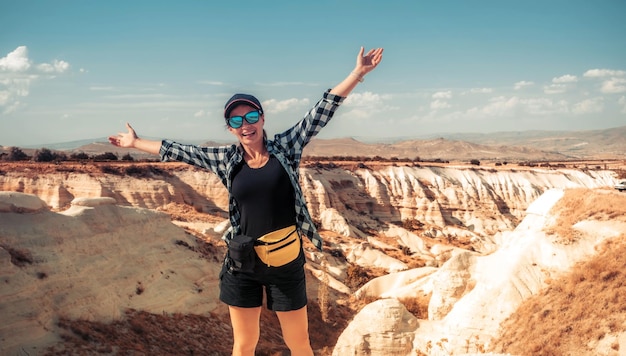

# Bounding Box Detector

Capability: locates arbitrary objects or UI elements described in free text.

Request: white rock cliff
[0,163,622,355]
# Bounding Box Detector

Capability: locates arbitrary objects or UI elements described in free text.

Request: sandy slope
[0,194,221,355]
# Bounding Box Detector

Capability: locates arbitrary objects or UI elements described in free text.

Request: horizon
[1,0,625,147]
[3,123,623,151]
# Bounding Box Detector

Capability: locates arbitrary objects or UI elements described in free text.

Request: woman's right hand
[108,122,137,148]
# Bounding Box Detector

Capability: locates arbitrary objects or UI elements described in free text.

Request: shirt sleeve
[159,139,235,180]
[273,90,345,155]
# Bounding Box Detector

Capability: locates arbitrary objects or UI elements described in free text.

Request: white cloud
[544,73,579,94]
[432,90,452,99]
[430,99,451,110]
[0,90,9,105]
[459,96,569,120]
[263,97,310,114]
[580,68,626,94]
[522,98,568,116]
[197,80,224,86]
[466,96,520,117]
[468,87,493,94]
[1,100,21,114]
[544,83,567,94]
[600,77,626,94]
[194,110,206,118]
[0,46,71,114]
[583,69,626,78]
[0,46,31,72]
[618,96,626,114]
[0,84,23,113]
[341,92,390,119]
[429,91,452,110]
[552,74,578,84]
[37,60,70,73]
[514,81,534,90]
[0,76,33,114]
[572,97,604,115]
[345,92,385,107]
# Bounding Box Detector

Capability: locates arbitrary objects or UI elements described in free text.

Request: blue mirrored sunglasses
[227,110,260,128]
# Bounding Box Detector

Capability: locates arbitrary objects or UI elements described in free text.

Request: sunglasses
[227,110,261,128]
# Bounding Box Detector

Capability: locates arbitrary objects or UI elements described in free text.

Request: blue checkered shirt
[159,90,345,250]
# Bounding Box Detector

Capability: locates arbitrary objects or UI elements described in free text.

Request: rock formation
[0,162,623,355]
[343,189,626,355]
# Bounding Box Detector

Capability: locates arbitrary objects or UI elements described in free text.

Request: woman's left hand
[355,47,384,76]
[329,46,384,96]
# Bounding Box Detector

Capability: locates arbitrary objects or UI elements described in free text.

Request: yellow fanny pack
[254,225,300,267]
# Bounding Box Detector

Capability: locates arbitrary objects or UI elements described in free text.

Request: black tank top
[231,155,296,238]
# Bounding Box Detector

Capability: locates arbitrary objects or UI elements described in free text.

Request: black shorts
[219,250,307,311]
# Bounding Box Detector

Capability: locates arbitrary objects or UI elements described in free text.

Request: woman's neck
[241,140,266,158]
[241,141,269,168]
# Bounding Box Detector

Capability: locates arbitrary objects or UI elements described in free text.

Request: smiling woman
[108,46,383,356]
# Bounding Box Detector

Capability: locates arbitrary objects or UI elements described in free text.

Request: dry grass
[493,189,626,355]
[44,296,353,356]
[491,235,626,355]
[545,188,626,243]
[47,309,235,355]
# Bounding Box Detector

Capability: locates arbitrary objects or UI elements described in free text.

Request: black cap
[224,93,263,118]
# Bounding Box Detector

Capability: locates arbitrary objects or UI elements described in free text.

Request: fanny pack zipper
[268,237,297,253]
[256,229,297,246]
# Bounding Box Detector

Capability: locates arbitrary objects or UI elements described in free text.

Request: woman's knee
[229,306,261,355]
[232,328,260,356]
[283,331,311,351]
[232,340,258,356]
[276,307,312,353]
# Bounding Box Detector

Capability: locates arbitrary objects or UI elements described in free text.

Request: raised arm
[108,122,161,155]
[329,46,383,97]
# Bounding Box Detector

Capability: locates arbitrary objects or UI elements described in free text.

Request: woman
[108,46,383,356]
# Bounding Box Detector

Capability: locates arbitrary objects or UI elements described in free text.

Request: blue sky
[1,0,625,147]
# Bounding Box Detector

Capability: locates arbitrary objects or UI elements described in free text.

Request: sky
[1,0,625,147]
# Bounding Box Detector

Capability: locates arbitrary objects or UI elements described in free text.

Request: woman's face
[227,104,265,145]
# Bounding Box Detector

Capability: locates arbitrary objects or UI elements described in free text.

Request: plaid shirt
[159,90,345,250]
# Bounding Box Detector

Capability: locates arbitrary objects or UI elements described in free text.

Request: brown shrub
[399,293,431,319]
[344,264,386,291]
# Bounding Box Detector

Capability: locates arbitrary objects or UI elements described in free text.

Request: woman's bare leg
[276,305,313,356]
[228,306,262,356]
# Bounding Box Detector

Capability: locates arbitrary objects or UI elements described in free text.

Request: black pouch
[227,235,256,273]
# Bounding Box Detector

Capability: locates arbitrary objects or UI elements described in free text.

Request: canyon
[1,160,625,355]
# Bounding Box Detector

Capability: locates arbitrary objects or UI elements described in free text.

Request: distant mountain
[337,126,626,160]
[18,137,213,150]
[0,138,231,161]
[437,125,626,158]
[20,138,112,151]
[303,137,572,161]
[3,126,624,161]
